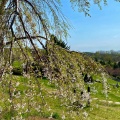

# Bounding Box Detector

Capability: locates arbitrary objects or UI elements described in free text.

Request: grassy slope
[1,75,120,120]
[38,76,120,120]
[1,46,120,119]
[87,76,120,120]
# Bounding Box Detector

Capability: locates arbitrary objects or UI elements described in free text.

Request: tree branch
[18,13,41,58]
[37,39,46,50]
[23,0,50,39]
[6,35,48,46]
[16,41,27,59]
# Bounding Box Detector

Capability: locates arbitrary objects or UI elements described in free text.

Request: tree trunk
[0,0,8,55]
[0,26,4,80]
[0,34,4,59]
[0,34,4,80]
[0,0,8,80]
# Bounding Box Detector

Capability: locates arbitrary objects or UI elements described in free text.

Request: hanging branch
[23,0,50,40]
[16,41,28,59]
[5,0,49,52]
[18,13,41,59]
[9,36,13,64]
[1,0,70,62]
[37,39,46,50]
[9,14,28,59]
[5,35,47,46]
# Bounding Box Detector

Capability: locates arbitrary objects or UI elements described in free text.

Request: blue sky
[61,0,120,52]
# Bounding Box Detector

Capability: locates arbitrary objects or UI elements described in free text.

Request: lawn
[0,75,120,120]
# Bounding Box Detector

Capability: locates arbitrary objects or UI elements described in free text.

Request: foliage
[52,112,60,119]
[0,0,120,79]
[0,0,120,119]
[45,42,105,81]
[50,34,70,50]
[85,51,120,78]
[0,0,119,64]
[0,43,109,119]
[0,74,120,119]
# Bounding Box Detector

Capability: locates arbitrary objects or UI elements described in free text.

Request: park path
[92,98,120,105]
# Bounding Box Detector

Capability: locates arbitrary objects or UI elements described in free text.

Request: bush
[50,34,70,50]
[52,112,60,119]
[12,68,22,75]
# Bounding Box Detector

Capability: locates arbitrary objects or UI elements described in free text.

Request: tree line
[85,51,120,79]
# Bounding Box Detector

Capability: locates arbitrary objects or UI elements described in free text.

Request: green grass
[13,61,22,68]
[86,102,120,120]
[0,75,120,120]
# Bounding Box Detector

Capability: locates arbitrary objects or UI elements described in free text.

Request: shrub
[50,34,70,50]
[12,68,22,75]
[52,112,60,119]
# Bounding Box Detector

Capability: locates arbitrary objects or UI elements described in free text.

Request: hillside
[0,44,120,119]
[1,75,120,120]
